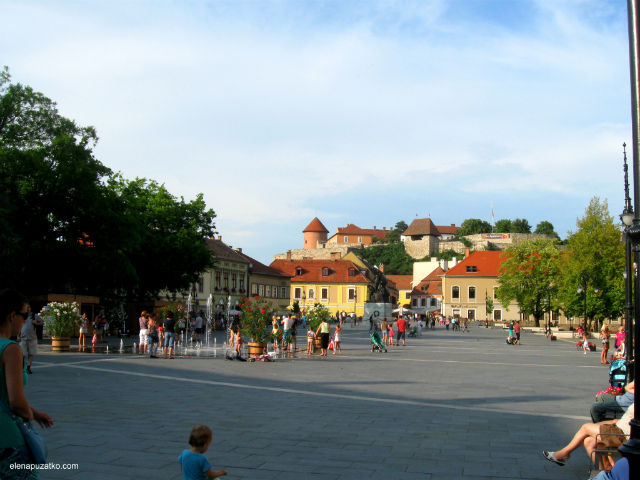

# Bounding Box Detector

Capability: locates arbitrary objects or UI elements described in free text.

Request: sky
[0,0,632,265]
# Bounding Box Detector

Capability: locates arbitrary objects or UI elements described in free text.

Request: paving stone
[20,325,603,479]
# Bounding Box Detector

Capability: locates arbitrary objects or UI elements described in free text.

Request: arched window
[452,286,460,299]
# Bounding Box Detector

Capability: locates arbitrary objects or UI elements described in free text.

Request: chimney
[443,259,448,271]
[451,224,455,227]
[286,251,292,262]
[217,236,222,241]
[236,248,242,253]
[465,248,470,258]
[383,227,387,230]
[379,264,385,273]
[373,226,376,229]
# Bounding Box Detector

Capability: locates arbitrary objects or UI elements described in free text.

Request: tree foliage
[458,218,491,236]
[511,218,532,233]
[495,219,512,233]
[0,67,217,300]
[358,242,425,275]
[534,220,556,236]
[384,220,408,243]
[497,238,562,327]
[556,198,624,329]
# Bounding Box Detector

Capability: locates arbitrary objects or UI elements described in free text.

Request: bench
[588,432,627,478]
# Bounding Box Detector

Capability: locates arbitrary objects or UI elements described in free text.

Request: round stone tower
[303,217,329,249]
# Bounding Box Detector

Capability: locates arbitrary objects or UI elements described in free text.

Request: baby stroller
[609,359,628,388]
[370,331,387,353]
[408,327,417,338]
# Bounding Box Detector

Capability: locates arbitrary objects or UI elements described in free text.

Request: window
[358,237,362,243]
[348,288,356,301]
[258,285,264,296]
[405,292,411,299]
[348,268,356,277]
[421,298,426,307]
[421,286,426,291]
[344,236,349,242]
[232,274,237,289]
[437,285,441,291]
[493,309,502,321]
[431,298,437,307]
[552,310,559,321]
[493,287,498,300]
[266,286,272,297]
[239,277,245,291]
[321,288,329,300]
[452,308,461,317]
[281,287,287,298]
[468,287,476,300]
[215,271,221,288]
[308,288,315,299]
[466,266,477,273]
[251,284,257,295]
[322,267,329,276]
[467,309,476,320]
[294,287,302,299]
[295,267,302,276]
[223,272,229,288]
[273,287,278,298]
[412,298,417,307]
[452,286,459,299]
[198,276,204,293]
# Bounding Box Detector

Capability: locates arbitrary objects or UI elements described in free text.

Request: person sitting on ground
[591,381,634,423]
[542,403,634,466]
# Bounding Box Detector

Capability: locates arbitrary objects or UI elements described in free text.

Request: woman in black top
[163,311,176,359]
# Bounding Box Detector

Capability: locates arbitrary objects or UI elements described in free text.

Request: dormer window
[348,268,356,277]
[295,267,302,276]
[322,267,329,276]
[466,266,477,273]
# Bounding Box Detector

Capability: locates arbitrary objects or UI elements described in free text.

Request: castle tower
[303,217,329,249]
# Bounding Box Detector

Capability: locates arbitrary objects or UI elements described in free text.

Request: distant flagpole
[491,202,495,233]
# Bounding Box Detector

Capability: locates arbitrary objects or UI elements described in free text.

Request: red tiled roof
[206,239,250,264]
[269,259,370,284]
[336,224,389,237]
[411,267,445,295]
[303,217,329,233]
[436,224,461,235]
[443,251,503,277]
[385,275,413,290]
[236,251,290,278]
[402,218,440,236]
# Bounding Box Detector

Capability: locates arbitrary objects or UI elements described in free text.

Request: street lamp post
[620,2,640,475]
[577,274,598,333]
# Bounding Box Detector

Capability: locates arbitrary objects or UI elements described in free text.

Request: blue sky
[0,0,631,264]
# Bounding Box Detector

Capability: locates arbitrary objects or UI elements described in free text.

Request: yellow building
[270,253,371,317]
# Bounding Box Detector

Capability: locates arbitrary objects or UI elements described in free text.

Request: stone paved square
[27,324,605,479]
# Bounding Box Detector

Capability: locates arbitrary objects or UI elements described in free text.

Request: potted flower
[41,302,80,351]
[239,296,274,356]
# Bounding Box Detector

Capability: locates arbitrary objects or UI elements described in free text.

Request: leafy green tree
[458,218,491,236]
[0,67,217,300]
[384,220,408,243]
[534,221,556,236]
[495,219,512,233]
[557,198,624,330]
[497,238,562,327]
[511,218,532,233]
[357,242,424,275]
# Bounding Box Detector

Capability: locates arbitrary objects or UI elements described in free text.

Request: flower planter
[248,342,267,356]
[589,345,597,352]
[313,336,323,352]
[51,337,70,352]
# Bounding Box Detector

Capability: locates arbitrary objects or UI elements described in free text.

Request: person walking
[514,321,522,345]
[396,316,408,346]
[18,306,43,374]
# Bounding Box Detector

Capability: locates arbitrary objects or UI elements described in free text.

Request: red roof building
[327,224,391,245]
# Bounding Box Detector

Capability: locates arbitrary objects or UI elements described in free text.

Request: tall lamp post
[621,2,640,474]
[622,143,636,372]
[577,274,598,332]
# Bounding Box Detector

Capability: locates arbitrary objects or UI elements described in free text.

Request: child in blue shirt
[178,425,227,480]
